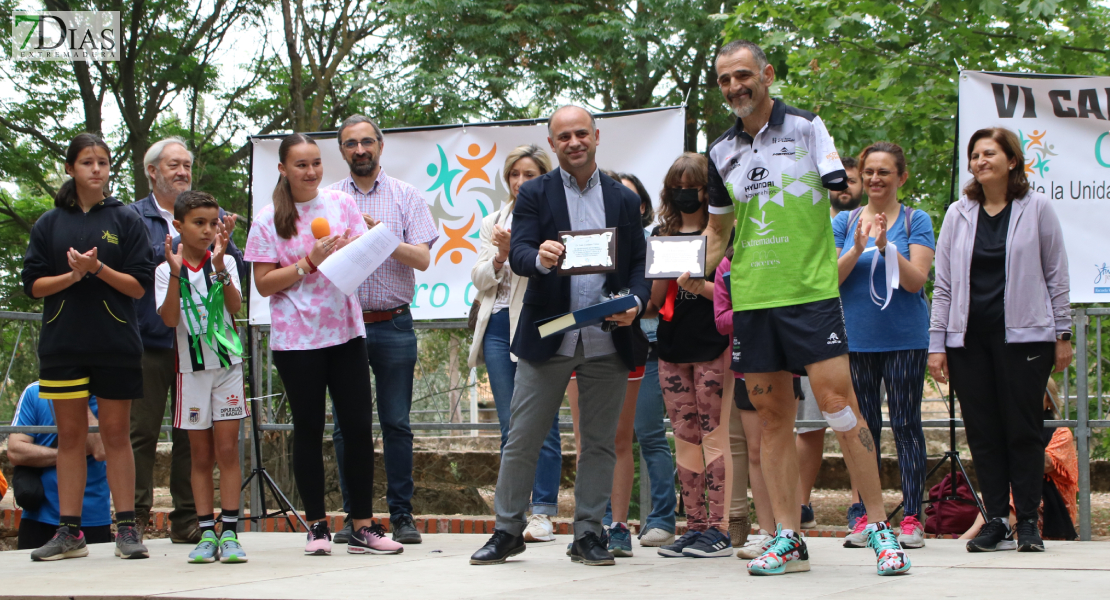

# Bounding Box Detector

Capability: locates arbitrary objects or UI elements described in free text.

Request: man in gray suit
[469,106,650,567]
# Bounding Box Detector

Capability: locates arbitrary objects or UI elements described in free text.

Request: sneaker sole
[898,538,926,549]
[332,537,350,544]
[683,548,733,558]
[736,548,768,559]
[609,547,633,557]
[31,547,89,562]
[748,559,811,575]
[657,548,688,558]
[115,548,149,559]
[348,546,404,555]
[220,555,248,563]
[469,545,525,565]
[843,538,868,549]
[967,540,1017,553]
[188,555,217,563]
[524,533,555,542]
[1017,543,1045,552]
[304,548,332,556]
[393,536,422,544]
[638,538,674,547]
[879,564,912,576]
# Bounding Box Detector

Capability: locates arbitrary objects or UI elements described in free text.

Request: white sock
[781,528,796,538]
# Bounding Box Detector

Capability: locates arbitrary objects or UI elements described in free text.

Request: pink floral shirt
[244,189,369,351]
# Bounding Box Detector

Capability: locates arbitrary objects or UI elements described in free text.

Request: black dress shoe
[470,530,526,565]
[569,531,616,566]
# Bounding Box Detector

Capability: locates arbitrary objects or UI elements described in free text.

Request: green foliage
[721,0,1110,221]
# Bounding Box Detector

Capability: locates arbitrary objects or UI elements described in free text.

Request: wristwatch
[1058,331,1072,341]
[294,262,309,277]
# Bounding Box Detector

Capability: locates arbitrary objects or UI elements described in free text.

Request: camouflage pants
[659,348,733,532]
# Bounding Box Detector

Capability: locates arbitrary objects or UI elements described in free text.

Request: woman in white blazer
[467,145,562,542]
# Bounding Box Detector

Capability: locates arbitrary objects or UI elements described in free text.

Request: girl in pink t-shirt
[245,133,399,556]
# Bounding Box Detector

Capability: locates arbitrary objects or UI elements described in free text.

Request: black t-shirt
[967,202,1011,332]
[652,228,730,363]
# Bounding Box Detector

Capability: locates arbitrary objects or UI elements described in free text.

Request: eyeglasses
[342,138,378,151]
[861,169,895,178]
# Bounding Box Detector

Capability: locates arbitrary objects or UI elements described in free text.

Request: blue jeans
[630,356,677,532]
[484,309,562,515]
[334,311,418,517]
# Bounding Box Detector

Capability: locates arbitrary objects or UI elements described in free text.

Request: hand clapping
[68,247,99,280]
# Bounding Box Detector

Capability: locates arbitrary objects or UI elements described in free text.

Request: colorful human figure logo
[435,214,477,265]
[427,145,463,206]
[456,143,497,193]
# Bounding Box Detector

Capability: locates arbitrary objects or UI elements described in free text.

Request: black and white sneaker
[966,518,1016,552]
[1015,518,1045,552]
[682,527,733,558]
[657,530,702,557]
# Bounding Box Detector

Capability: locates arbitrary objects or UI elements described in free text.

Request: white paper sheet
[561,231,614,269]
[317,223,401,296]
[648,239,704,276]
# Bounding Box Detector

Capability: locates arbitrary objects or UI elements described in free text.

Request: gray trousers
[493,343,627,539]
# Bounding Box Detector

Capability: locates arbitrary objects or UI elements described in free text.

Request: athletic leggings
[659,348,732,532]
[271,337,376,521]
[849,349,928,517]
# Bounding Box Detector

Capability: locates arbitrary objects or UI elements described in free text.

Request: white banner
[248,107,686,324]
[959,71,1110,303]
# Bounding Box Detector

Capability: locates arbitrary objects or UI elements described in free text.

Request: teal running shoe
[188,531,220,564]
[219,530,248,563]
[607,523,633,557]
[746,526,810,576]
[866,522,911,576]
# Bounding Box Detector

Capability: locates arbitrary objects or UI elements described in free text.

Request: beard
[153,171,190,198]
[830,192,862,213]
[730,76,765,118]
[348,153,378,177]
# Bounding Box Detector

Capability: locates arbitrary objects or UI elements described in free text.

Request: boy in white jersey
[155,190,248,564]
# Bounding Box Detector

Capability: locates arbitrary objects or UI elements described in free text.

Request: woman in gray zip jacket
[928,127,1073,555]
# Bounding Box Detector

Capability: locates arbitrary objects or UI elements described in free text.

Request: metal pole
[1075,308,1091,541]
[469,367,478,437]
[249,325,262,519]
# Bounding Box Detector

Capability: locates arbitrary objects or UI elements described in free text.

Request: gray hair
[718,40,769,69]
[547,105,596,136]
[143,137,192,181]
[337,115,383,146]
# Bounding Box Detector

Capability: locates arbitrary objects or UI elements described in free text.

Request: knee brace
[822,405,857,432]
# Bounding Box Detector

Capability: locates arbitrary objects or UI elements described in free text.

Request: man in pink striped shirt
[325,115,439,545]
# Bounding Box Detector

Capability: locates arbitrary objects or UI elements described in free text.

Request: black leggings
[272,337,375,521]
[946,329,1054,521]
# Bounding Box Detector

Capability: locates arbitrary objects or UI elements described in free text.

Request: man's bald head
[547,105,596,136]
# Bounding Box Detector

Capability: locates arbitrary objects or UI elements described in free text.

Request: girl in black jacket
[21,133,154,561]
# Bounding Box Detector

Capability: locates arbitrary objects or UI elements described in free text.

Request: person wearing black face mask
[647,152,735,557]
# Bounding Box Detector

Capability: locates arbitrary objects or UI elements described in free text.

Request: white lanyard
[869,242,900,310]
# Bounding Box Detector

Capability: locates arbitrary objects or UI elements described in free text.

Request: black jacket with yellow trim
[22,196,154,368]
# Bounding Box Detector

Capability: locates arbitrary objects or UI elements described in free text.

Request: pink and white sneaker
[897,515,925,548]
[305,521,333,555]
[349,523,404,555]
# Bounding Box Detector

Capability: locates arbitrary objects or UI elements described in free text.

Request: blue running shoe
[800,504,816,529]
[746,526,810,576]
[657,530,701,557]
[188,531,220,564]
[607,523,633,557]
[682,527,732,558]
[866,522,911,576]
[219,530,248,563]
[847,502,866,530]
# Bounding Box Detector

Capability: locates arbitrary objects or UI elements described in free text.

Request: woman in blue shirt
[832,142,935,550]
